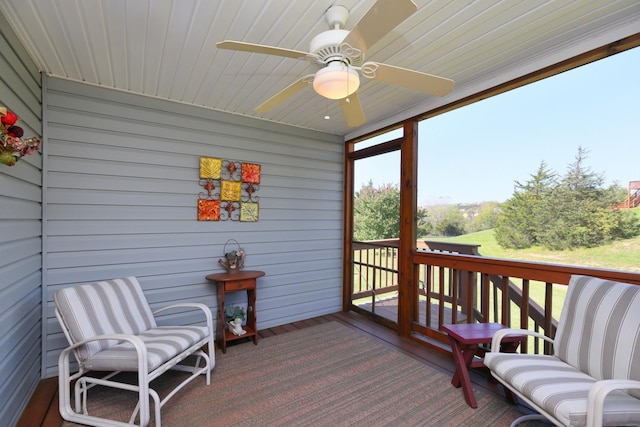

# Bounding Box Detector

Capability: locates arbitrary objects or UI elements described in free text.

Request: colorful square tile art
[198,157,260,221]
[240,202,259,222]
[197,199,220,221]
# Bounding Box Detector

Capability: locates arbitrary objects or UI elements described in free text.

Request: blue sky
[355,47,639,206]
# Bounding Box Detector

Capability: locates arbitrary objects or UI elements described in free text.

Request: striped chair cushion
[486,352,640,426]
[85,325,210,371]
[554,275,640,382]
[54,277,157,362]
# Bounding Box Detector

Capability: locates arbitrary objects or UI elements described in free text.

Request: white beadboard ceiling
[1,0,639,139]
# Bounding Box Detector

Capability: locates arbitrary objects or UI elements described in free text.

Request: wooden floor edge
[16,376,61,427]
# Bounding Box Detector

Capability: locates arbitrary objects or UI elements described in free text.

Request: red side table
[206,270,265,353]
[441,322,523,408]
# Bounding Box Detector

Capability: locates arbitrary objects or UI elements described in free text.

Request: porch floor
[18,310,529,427]
[355,293,468,326]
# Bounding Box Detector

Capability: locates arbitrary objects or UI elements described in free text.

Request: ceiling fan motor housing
[310,29,352,64]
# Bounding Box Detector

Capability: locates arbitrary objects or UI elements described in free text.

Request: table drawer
[224,280,254,291]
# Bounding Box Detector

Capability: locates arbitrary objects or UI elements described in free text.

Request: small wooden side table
[441,322,523,408]
[206,270,265,353]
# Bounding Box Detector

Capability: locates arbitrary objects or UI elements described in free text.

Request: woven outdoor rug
[63,321,526,426]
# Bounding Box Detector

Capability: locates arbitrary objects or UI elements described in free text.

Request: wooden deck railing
[352,239,640,354]
[352,240,400,300]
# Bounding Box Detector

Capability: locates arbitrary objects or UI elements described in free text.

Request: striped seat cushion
[54,277,157,362]
[485,352,640,426]
[85,325,210,371]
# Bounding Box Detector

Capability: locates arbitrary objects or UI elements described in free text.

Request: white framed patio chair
[485,275,640,427]
[55,276,215,427]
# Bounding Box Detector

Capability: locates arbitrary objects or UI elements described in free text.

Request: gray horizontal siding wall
[0,11,43,426]
[43,76,344,377]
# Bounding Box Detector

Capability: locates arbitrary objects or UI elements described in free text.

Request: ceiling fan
[217,0,454,127]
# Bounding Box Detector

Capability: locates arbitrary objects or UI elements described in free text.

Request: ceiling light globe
[313,63,360,100]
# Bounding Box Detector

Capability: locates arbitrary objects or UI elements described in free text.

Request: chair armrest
[59,333,148,367]
[154,303,215,367]
[490,328,554,353]
[153,302,213,330]
[587,379,640,427]
[58,334,150,384]
[62,333,146,350]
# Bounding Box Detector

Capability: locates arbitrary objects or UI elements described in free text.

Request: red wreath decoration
[0,107,41,166]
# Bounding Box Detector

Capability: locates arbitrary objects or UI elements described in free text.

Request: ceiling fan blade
[217,40,312,60]
[255,75,314,113]
[339,93,366,127]
[342,0,417,54]
[364,62,455,97]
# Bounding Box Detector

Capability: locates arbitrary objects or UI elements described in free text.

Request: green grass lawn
[426,227,640,273]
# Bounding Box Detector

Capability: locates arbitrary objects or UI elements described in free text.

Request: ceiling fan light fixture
[313,63,360,100]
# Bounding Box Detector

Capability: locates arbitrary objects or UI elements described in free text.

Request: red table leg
[442,323,525,408]
[447,336,478,408]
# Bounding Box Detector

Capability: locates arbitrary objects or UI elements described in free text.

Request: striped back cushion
[54,277,157,362]
[554,275,640,382]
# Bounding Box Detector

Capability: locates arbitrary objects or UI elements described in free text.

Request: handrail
[412,250,640,285]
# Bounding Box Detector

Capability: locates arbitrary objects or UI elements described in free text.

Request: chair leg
[510,414,552,427]
[150,388,161,427]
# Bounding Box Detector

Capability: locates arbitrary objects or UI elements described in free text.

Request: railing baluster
[481,273,490,322]
[491,280,504,323]
[520,279,530,353]
[438,267,445,329]
[451,269,458,324]
[520,279,530,330]
[371,249,377,313]
[381,247,387,289]
[501,276,509,326]
[464,270,473,323]
[425,264,432,327]
[544,282,554,355]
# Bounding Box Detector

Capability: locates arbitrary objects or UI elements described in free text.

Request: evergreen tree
[495,148,640,250]
[538,148,637,249]
[495,162,557,248]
